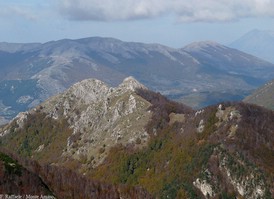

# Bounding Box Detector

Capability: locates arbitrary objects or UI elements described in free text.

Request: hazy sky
[0,0,274,47]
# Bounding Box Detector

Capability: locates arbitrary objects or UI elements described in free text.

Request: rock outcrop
[1,77,152,171]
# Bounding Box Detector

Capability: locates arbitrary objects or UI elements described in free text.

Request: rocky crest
[1,76,152,170]
[0,78,273,198]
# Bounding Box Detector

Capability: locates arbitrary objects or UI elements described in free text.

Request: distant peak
[119,76,146,91]
[248,29,274,37]
[76,36,123,44]
[183,41,224,51]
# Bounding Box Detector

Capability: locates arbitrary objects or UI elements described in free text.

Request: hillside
[1,37,274,124]
[244,79,274,110]
[180,41,273,107]
[0,77,273,198]
[0,150,54,196]
[0,149,152,199]
[87,100,274,199]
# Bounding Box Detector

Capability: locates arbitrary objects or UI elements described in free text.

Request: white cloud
[0,5,38,21]
[58,0,274,22]
[59,0,168,21]
[0,1,58,22]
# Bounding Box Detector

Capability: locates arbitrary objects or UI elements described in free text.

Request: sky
[0,0,274,48]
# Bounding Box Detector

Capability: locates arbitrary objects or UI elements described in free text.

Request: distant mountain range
[0,77,273,198]
[1,37,274,124]
[244,79,274,110]
[230,29,274,63]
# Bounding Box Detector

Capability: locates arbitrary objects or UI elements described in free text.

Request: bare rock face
[2,77,152,171]
[118,76,147,91]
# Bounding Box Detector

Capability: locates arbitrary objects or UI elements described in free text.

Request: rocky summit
[0,77,273,199]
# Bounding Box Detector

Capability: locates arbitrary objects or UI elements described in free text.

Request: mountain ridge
[1,36,274,125]
[0,77,273,198]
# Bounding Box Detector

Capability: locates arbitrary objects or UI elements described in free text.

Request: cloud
[0,4,38,21]
[58,0,274,22]
[58,0,167,21]
[0,1,58,22]
[0,6,36,20]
